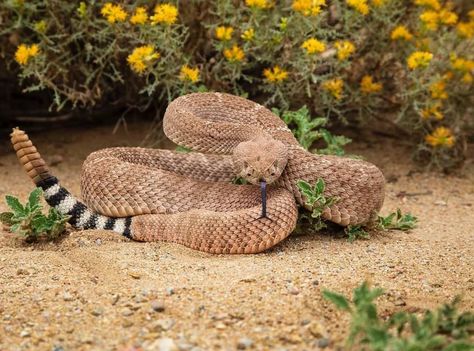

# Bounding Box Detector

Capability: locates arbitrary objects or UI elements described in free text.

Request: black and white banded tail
[10,128,132,239]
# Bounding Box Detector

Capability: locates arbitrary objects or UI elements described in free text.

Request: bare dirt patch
[0,123,473,351]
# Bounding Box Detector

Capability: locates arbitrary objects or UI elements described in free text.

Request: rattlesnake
[10,92,385,254]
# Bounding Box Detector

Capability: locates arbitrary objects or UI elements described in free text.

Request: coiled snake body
[11,93,385,254]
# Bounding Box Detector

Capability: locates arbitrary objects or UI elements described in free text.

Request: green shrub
[323,281,474,350]
[1,0,472,168]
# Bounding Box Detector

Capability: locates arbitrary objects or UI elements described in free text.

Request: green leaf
[315,178,325,194]
[297,180,312,195]
[28,188,43,208]
[5,195,25,215]
[322,290,351,311]
[0,212,14,226]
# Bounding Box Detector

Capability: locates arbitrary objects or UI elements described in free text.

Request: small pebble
[434,200,447,206]
[151,300,165,312]
[122,308,134,317]
[288,286,300,295]
[20,329,31,338]
[91,307,104,316]
[111,294,120,305]
[129,271,141,279]
[237,337,253,349]
[147,337,178,351]
[16,268,30,275]
[63,292,74,302]
[152,318,175,331]
[317,338,330,348]
[166,287,175,296]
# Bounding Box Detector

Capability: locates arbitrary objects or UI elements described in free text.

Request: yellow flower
[425,127,455,148]
[77,2,87,18]
[245,0,273,9]
[457,21,474,38]
[292,0,326,16]
[420,8,458,31]
[179,65,199,83]
[14,44,40,65]
[151,3,178,25]
[462,73,473,84]
[414,0,440,11]
[223,45,245,62]
[34,20,47,33]
[390,25,413,41]
[421,102,443,120]
[127,45,160,74]
[347,0,369,15]
[438,8,458,25]
[241,28,255,41]
[131,7,148,25]
[420,11,440,30]
[101,3,127,24]
[407,51,433,69]
[371,0,384,7]
[263,66,288,83]
[301,38,326,55]
[322,78,344,100]
[334,41,355,61]
[360,75,382,94]
[450,55,474,72]
[429,80,448,100]
[215,26,233,41]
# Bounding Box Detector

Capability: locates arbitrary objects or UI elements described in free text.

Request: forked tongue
[260,180,267,219]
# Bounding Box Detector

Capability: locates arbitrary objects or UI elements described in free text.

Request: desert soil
[0,122,472,351]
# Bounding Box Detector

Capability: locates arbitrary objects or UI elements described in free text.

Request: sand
[0,122,472,351]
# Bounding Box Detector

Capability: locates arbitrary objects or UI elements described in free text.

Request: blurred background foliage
[0,0,472,169]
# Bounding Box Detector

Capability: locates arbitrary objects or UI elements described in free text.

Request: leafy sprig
[0,188,69,242]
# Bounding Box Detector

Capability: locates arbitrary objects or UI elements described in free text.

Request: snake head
[233,134,288,185]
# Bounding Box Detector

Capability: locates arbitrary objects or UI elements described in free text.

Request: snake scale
[10,92,385,254]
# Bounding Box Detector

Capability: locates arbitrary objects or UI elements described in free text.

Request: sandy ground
[0,122,473,351]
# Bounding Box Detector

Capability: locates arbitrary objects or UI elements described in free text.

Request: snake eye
[271,172,276,176]
[247,173,252,177]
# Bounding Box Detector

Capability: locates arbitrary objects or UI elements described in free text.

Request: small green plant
[377,209,418,231]
[345,225,370,242]
[297,178,338,230]
[0,188,69,242]
[323,282,474,351]
[175,145,191,153]
[275,106,352,155]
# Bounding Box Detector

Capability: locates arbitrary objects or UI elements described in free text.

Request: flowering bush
[0,0,472,169]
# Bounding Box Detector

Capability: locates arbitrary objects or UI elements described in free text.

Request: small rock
[394,299,406,306]
[122,320,133,328]
[166,287,175,296]
[309,322,328,338]
[434,200,447,206]
[151,300,165,312]
[16,268,30,275]
[152,318,175,332]
[288,286,300,295]
[63,292,74,302]
[111,294,120,305]
[146,337,178,351]
[237,337,253,349]
[122,308,134,317]
[95,239,102,246]
[129,271,141,279]
[317,338,330,348]
[20,329,31,338]
[91,307,104,316]
[215,321,226,330]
